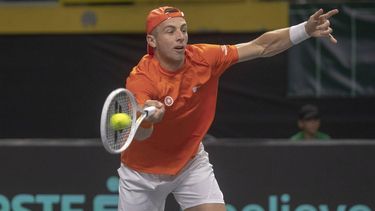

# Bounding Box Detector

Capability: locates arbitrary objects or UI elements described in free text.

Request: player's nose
[175,30,185,41]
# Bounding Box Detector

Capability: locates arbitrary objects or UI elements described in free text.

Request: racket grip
[144,106,157,117]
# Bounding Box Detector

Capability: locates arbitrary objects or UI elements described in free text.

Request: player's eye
[164,27,175,33]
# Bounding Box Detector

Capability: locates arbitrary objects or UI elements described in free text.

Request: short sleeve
[197,44,239,77]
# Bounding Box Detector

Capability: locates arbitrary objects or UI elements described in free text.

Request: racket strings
[106,92,134,150]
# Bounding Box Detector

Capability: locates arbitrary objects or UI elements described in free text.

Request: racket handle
[143,106,157,117]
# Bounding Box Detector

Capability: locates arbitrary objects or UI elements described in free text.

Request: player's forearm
[236,28,291,62]
[257,21,311,57]
[237,23,310,62]
[253,28,293,58]
[135,126,153,141]
[134,100,164,141]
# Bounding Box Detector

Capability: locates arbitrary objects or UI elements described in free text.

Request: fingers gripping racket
[100,88,156,154]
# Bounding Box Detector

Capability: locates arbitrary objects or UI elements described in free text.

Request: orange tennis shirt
[122,44,238,175]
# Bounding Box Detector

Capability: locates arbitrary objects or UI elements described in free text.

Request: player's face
[152,17,188,67]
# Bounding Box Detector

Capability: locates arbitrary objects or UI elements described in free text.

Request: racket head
[100,88,138,154]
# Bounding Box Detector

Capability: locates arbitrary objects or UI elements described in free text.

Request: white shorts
[117,144,224,211]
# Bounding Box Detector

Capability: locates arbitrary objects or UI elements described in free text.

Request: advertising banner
[0,140,374,211]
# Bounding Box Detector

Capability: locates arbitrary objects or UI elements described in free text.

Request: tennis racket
[100,88,156,154]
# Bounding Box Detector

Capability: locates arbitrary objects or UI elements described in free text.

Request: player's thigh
[173,147,224,210]
[184,203,226,211]
[118,165,168,211]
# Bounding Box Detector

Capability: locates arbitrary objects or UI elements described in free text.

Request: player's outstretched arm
[236,8,339,63]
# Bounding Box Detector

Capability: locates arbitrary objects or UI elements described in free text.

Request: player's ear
[146,34,156,48]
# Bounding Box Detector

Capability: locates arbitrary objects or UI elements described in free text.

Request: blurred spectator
[290,104,330,141]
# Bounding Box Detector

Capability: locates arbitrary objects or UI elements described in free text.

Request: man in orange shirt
[118,6,338,211]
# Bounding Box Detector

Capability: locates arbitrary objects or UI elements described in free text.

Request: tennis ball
[110,113,132,131]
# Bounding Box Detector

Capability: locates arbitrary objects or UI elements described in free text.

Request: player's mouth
[174,46,185,53]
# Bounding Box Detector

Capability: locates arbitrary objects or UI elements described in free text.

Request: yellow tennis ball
[110,113,132,131]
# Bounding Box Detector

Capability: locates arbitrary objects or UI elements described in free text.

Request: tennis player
[118,6,339,211]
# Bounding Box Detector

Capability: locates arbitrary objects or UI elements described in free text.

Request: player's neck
[155,54,184,72]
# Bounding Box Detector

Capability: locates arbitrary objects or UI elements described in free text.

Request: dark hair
[298,104,320,120]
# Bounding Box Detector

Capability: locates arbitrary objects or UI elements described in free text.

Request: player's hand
[143,100,165,123]
[305,8,339,44]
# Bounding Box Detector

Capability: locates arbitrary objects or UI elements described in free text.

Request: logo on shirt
[164,96,174,107]
[221,45,228,56]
